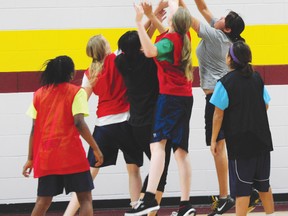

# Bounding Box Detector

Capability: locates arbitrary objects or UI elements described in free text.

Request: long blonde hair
[172,7,193,81]
[86,35,110,86]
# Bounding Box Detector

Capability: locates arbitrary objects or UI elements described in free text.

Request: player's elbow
[143,47,157,58]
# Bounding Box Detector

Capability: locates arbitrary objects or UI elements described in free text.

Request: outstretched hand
[156,0,169,12]
[156,9,167,23]
[134,2,144,23]
[168,0,179,15]
[142,1,153,18]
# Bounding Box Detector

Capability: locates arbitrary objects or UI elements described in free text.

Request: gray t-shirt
[196,18,231,90]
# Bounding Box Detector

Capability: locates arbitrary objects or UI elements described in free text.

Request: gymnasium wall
[0,0,287,205]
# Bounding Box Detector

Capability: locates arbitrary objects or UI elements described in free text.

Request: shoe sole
[183,209,197,216]
[171,209,196,216]
[208,213,226,216]
[247,206,256,213]
[248,198,260,213]
[124,206,160,216]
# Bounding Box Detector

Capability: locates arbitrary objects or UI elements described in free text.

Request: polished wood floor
[2,203,287,216]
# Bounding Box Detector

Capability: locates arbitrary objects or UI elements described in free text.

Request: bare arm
[135,4,158,57]
[142,1,167,35]
[179,0,200,33]
[190,15,201,33]
[144,19,152,31]
[74,114,103,166]
[147,7,168,37]
[22,120,35,177]
[194,0,214,24]
[83,87,92,100]
[211,107,224,156]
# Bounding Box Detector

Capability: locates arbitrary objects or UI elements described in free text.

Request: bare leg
[174,148,191,201]
[213,139,229,197]
[31,196,53,216]
[126,164,142,203]
[64,167,99,216]
[259,187,275,214]
[236,196,250,216]
[146,140,167,194]
[76,191,93,216]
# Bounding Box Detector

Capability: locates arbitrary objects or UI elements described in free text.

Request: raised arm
[142,1,167,35]
[179,0,201,33]
[135,3,158,57]
[194,0,214,24]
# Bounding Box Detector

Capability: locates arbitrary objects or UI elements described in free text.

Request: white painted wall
[0,85,288,204]
[0,0,288,205]
[0,0,287,30]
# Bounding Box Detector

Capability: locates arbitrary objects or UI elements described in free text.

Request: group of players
[22,0,276,216]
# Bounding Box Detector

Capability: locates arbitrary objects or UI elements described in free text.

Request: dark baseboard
[0,193,287,214]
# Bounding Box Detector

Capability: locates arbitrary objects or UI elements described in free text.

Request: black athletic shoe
[170,204,197,216]
[208,196,235,216]
[124,199,160,216]
[248,189,260,213]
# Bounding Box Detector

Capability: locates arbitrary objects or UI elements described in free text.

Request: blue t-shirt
[210,81,271,110]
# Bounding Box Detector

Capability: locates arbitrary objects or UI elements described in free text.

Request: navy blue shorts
[229,152,271,197]
[151,94,193,152]
[88,121,143,168]
[205,93,225,146]
[37,171,94,196]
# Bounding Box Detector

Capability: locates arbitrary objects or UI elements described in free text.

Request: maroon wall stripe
[0,65,287,93]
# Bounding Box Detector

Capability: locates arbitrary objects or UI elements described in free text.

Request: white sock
[266,213,276,216]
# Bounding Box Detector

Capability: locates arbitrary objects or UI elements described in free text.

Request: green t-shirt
[155,38,174,63]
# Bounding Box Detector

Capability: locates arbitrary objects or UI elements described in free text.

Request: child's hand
[22,160,33,177]
[134,2,144,24]
[169,0,179,15]
[142,1,153,18]
[93,148,104,167]
[157,0,168,11]
[210,141,217,156]
[156,9,167,23]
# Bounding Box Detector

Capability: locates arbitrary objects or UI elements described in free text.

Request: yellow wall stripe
[0,25,287,72]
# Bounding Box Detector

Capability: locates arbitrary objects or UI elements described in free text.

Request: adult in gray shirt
[180,0,247,215]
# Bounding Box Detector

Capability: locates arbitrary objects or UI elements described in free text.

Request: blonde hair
[172,7,193,81]
[86,35,109,86]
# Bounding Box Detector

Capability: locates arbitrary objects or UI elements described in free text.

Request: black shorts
[131,124,153,159]
[37,171,94,196]
[131,124,171,192]
[229,152,271,197]
[205,93,225,146]
[151,94,193,152]
[88,121,143,168]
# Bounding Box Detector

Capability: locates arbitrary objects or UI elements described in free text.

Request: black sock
[179,200,190,208]
[143,192,155,201]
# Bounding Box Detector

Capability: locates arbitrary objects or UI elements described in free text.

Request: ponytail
[181,34,193,81]
[86,35,109,86]
[172,7,193,81]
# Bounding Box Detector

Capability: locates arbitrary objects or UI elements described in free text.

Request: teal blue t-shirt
[210,81,271,110]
